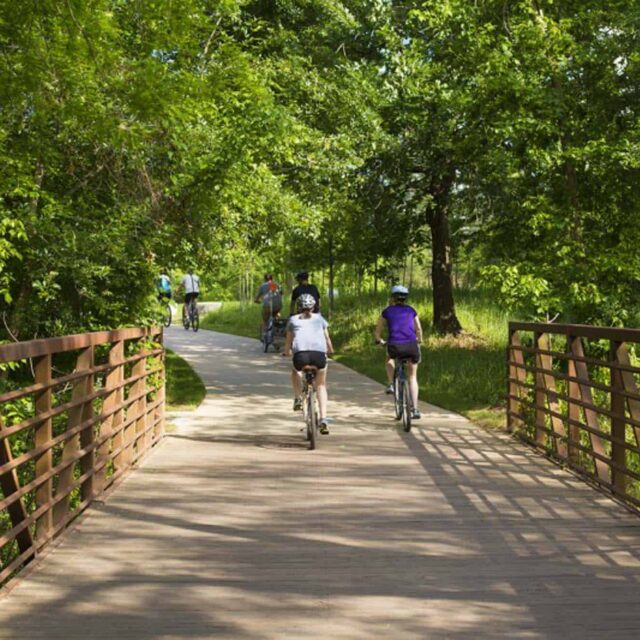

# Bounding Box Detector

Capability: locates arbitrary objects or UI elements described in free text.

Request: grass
[165,348,206,410]
[200,289,511,429]
[200,302,261,337]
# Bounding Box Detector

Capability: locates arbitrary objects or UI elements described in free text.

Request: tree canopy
[1,0,639,337]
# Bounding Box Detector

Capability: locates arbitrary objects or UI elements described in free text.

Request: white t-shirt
[181,274,200,294]
[287,313,329,353]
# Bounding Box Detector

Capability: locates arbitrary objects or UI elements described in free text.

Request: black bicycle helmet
[295,271,308,281]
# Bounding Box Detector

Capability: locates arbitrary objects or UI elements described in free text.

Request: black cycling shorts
[293,351,327,371]
[387,341,421,364]
[185,292,199,304]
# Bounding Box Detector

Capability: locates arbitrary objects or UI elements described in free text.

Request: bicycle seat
[302,365,318,372]
[396,356,413,363]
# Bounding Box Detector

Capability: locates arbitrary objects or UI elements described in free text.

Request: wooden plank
[95,341,124,494]
[0,417,34,556]
[535,334,568,458]
[509,321,640,344]
[156,331,165,441]
[534,333,547,446]
[610,342,627,494]
[155,364,165,441]
[570,337,610,483]
[513,343,640,375]
[615,344,640,448]
[132,349,148,460]
[0,327,161,363]
[0,350,162,406]
[507,330,526,433]
[79,347,95,503]
[53,347,94,528]
[122,356,140,468]
[33,354,53,541]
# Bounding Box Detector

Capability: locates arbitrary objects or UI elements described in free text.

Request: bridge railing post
[566,335,581,466]
[610,340,627,496]
[507,326,526,434]
[534,332,547,448]
[34,354,53,542]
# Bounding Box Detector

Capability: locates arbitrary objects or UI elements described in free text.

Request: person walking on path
[375,284,423,420]
[284,293,334,434]
[289,271,320,315]
[254,273,283,334]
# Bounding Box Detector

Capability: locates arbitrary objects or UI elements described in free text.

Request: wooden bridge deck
[1,328,640,639]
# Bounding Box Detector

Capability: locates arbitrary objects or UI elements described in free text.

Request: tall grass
[201,288,511,428]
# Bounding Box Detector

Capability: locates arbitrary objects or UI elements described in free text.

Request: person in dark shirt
[290,271,320,314]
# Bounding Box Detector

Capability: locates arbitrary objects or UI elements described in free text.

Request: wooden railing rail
[508,321,640,511]
[0,326,165,584]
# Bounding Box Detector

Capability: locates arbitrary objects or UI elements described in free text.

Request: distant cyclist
[254,273,283,334]
[156,273,172,301]
[180,271,201,320]
[374,285,423,420]
[289,271,320,315]
[284,293,334,434]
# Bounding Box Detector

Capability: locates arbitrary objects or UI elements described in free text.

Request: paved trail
[1,327,640,639]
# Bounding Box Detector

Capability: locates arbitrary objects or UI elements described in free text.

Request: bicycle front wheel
[163,304,172,328]
[402,382,412,432]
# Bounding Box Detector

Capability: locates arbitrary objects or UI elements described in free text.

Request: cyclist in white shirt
[284,293,334,434]
[180,272,201,320]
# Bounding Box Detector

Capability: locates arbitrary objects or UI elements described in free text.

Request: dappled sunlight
[2,327,640,638]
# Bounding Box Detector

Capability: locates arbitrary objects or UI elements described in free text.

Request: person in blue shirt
[374,285,423,420]
[156,273,172,301]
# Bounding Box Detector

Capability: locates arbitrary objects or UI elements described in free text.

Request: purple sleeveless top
[382,304,417,344]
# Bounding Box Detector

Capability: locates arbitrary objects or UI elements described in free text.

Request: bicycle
[157,294,172,328]
[161,299,172,328]
[301,365,320,450]
[182,298,199,332]
[258,297,282,352]
[378,341,413,432]
[261,315,275,352]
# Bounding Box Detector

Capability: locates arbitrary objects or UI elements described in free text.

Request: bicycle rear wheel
[263,321,272,352]
[307,388,317,450]
[191,305,199,332]
[402,382,412,432]
[393,374,402,420]
[163,303,172,328]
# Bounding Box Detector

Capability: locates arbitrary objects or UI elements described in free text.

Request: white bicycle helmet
[391,284,409,298]
[296,293,316,310]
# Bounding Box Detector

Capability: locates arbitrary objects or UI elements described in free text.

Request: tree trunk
[429,205,462,335]
[328,235,335,317]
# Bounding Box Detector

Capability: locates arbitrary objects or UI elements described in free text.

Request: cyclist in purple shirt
[374,285,423,420]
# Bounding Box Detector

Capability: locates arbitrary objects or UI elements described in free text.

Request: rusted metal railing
[0,327,165,583]
[508,322,640,510]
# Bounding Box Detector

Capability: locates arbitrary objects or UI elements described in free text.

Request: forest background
[1,0,640,340]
